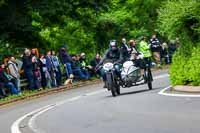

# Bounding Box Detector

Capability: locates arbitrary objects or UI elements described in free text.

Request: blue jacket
[46,56,53,71]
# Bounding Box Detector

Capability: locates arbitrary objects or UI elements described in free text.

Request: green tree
[158,0,200,86]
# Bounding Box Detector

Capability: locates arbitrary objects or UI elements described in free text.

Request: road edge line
[158,86,200,97]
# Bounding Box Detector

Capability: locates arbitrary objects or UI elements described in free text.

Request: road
[1,69,200,133]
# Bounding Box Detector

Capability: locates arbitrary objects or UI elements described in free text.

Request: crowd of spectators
[150,34,179,66]
[0,46,102,99]
[0,35,179,99]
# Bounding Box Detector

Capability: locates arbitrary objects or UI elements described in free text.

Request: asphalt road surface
[1,69,200,133]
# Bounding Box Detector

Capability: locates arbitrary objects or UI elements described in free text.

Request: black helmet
[109,40,117,48]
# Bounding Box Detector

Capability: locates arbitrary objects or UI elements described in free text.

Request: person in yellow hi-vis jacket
[138,36,153,83]
[139,37,151,57]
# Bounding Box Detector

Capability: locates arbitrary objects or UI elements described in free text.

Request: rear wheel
[148,82,152,90]
[147,68,153,90]
[116,85,120,95]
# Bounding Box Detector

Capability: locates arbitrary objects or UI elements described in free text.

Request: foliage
[96,0,166,51]
[170,45,200,86]
[0,0,166,56]
[157,0,200,43]
[158,0,200,86]
[0,0,199,86]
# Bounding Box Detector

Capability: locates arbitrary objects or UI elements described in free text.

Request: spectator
[129,39,144,68]
[31,48,39,58]
[79,53,90,79]
[150,34,162,67]
[0,83,7,98]
[139,36,152,69]
[46,51,57,87]
[22,49,34,90]
[90,53,102,77]
[160,42,170,64]
[71,54,89,80]
[51,50,62,86]
[39,54,52,89]
[7,56,21,92]
[59,46,74,79]
[168,40,178,64]
[32,55,41,89]
[0,63,20,95]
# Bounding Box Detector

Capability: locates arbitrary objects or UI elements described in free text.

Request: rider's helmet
[109,40,117,50]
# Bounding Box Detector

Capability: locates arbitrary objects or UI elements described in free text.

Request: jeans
[82,69,90,79]
[55,67,62,86]
[25,70,34,90]
[13,78,21,92]
[0,83,7,97]
[73,68,88,80]
[65,63,73,77]
[49,70,57,87]
[5,82,19,95]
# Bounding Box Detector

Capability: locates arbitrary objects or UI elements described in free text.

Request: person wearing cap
[71,54,89,80]
[79,53,91,79]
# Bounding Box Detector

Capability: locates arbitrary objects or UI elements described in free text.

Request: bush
[170,45,200,86]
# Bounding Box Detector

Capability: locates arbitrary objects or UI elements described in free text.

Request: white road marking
[158,86,200,97]
[11,90,104,133]
[11,73,169,133]
[28,106,55,133]
[11,105,55,133]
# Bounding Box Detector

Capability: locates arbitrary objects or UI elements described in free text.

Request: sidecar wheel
[116,85,120,95]
[148,82,152,90]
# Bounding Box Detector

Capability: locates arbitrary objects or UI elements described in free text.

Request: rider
[96,40,121,88]
[119,38,130,63]
[129,39,144,68]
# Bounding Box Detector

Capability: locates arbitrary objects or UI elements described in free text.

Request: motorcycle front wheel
[106,73,118,97]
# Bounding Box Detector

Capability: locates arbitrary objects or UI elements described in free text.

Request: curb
[0,79,102,107]
[172,85,200,93]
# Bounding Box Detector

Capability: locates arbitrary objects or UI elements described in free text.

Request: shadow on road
[120,89,149,96]
[105,87,162,98]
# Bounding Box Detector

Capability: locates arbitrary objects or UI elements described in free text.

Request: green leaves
[157,0,200,42]
[158,0,200,86]
[170,45,200,86]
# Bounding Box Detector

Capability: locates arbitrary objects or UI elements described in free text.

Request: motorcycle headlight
[103,62,114,71]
